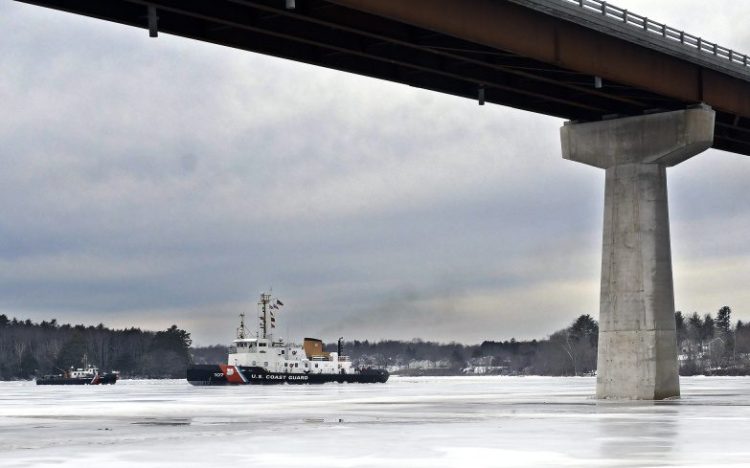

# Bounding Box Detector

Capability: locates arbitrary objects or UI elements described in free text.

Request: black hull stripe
[186,365,389,386]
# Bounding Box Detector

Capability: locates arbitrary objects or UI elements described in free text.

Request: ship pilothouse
[186,292,388,385]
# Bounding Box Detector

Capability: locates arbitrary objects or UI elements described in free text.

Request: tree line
[675,307,750,375]
[340,307,750,376]
[3,306,748,380]
[325,308,750,376]
[0,315,192,380]
[329,314,599,376]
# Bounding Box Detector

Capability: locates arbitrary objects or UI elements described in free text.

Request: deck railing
[561,0,749,69]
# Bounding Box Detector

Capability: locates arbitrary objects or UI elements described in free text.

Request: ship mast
[236,312,246,339]
[258,292,272,339]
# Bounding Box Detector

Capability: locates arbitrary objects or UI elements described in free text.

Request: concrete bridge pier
[561,107,715,399]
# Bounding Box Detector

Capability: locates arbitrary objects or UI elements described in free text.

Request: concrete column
[561,107,715,399]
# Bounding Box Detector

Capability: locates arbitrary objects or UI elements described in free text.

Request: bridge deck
[15,0,750,156]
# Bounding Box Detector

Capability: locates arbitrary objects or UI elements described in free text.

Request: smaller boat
[36,356,118,385]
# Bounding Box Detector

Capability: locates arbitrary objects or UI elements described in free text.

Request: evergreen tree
[687,313,703,347]
[714,307,735,364]
[150,325,192,358]
[675,311,687,346]
[569,314,599,347]
[144,325,193,378]
[716,306,732,337]
[701,314,716,344]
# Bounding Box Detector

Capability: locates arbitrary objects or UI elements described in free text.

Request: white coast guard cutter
[187,292,389,385]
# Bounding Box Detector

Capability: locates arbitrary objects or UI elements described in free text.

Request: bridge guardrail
[563,0,749,69]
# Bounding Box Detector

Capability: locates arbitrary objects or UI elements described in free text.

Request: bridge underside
[15,0,750,399]
[16,0,750,156]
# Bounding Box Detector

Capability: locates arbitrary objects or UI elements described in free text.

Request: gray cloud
[1,1,749,345]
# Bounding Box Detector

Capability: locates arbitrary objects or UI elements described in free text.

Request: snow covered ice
[1,376,750,467]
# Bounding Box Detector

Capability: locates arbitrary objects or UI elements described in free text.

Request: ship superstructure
[187,292,388,385]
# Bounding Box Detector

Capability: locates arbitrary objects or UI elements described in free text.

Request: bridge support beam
[561,107,715,399]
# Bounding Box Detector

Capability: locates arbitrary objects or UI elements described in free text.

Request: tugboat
[187,293,389,385]
[36,355,118,385]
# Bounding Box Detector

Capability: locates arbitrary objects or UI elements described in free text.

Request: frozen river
[1,376,749,467]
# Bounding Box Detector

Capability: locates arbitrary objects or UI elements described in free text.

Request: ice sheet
[1,376,749,467]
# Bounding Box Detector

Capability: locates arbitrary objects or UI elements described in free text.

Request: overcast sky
[1,0,749,345]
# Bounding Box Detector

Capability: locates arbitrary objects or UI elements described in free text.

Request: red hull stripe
[219,365,247,384]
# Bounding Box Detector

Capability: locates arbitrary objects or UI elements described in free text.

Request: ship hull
[36,373,118,385]
[187,365,389,385]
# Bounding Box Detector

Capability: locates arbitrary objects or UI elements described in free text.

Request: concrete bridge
[16,0,750,399]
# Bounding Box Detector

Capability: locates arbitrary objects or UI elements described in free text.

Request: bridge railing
[564,0,749,68]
